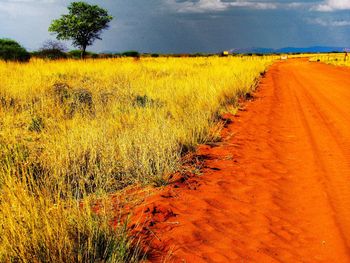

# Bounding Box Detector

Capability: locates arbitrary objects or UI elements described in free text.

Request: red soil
[132,59,350,262]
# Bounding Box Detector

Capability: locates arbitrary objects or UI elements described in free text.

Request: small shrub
[133,95,163,108]
[152,176,169,187]
[122,51,140,58]
[68,50,95,59]
[73,89,93,108]
[190,53,207,57]
[98,53,113,59]
[0,96,17,110]
[100,92,114,106]
[52,84,95,118]
[68,50,82,59]
[69,89,95,117]
[53,83,71,105]
[28,116,44,132]
[33,49,67,60]
[32,40,68,60]
[0,39,30,62]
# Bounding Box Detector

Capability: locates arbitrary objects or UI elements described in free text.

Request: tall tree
[49,2,113,58]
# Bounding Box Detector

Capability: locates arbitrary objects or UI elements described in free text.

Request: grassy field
[309,53,350,65]
[0,56,273,262]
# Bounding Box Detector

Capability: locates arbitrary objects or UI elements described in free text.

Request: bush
[91,53,99,58]
[28,116,45,132]
[98,53,113,59]
[0,39,30,62]
[190,53,207,57]
[122,51,140,58]
[52,83,95,118]
[133,95,164,108]
[32,49,67,60]
[68,50,83,59]
[36,40,67,60]
[68,50,98,59]
[32,40,67,60]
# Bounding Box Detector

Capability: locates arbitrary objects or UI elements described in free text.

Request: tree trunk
[81,46,87,59]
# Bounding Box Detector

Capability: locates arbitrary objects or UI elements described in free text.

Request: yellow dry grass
[0,56,273,262]
[309,53,350,65]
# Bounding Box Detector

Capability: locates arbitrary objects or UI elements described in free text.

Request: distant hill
[96,46,348,56]
[229,46,347,54]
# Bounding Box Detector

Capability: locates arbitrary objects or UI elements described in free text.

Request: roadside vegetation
[309,53,350,66]
[0,56,273,261]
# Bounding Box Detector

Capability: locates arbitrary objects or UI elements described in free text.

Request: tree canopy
[49,1,113,58]
[0,39,30,62]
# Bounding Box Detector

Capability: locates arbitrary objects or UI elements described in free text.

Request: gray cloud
[312,0,350,11]
[168,0,279,13]
[168,0,286,12]
[168,0,350,13]
[307,17,350,26]
[1,0,350,53]
[0,0,63,17]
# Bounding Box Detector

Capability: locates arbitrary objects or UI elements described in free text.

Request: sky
[1,0,350,53]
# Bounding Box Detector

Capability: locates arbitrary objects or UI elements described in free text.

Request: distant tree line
[0,38,144,61]
[0,38,241,62]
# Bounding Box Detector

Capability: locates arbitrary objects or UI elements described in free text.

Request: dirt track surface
[134,59,350,262]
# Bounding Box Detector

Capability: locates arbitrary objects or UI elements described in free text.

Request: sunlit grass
[0,56,273,261]
[309,53,350,66]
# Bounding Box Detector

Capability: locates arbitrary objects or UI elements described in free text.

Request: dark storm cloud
[0,0,350,53]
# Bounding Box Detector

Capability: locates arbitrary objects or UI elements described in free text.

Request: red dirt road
[134,59,350,262]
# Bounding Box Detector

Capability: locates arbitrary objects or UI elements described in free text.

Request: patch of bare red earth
[131,59,350,262]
